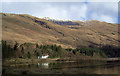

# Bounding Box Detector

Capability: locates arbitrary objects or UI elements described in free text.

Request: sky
[1,0,119,23]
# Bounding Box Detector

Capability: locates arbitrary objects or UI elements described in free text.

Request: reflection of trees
[49,63,62,69]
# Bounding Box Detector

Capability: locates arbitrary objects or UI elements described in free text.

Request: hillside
[1,13,119,49]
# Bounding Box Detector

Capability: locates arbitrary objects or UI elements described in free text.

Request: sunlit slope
[2,13,119,48]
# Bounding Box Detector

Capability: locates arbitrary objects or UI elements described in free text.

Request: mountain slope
[1,13,119,48]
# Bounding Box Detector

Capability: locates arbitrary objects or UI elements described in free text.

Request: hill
[1,13,119,49]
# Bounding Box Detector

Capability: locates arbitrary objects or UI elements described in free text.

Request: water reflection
[2,60,120,74]
[94,65,120,74]
[37,63,49,68]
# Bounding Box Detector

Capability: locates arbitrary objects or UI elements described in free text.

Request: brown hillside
[1,13,119,48]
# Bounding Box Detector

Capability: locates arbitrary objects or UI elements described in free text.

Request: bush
[65,48,72,51]
[14,41,19,51]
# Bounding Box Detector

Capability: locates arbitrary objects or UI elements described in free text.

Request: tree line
[2,40,120,59]
[2,40,63,59]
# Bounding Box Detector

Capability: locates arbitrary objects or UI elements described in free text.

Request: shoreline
[3,57,120,66]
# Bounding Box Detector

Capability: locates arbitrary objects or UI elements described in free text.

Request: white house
[39,55,49,59]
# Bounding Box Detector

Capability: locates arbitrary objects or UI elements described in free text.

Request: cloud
[70,4,87,20]
[2,0,86,2]
[34,5,69,20]
[100,15,115,23]
[91,12,115,23]
[31,3,88,21]
[85,2,118,23]
[86,0,119,2]
[2,0,119,2]
[2,2,118,23]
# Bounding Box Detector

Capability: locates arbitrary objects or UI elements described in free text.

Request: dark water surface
[2,60,120,75]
